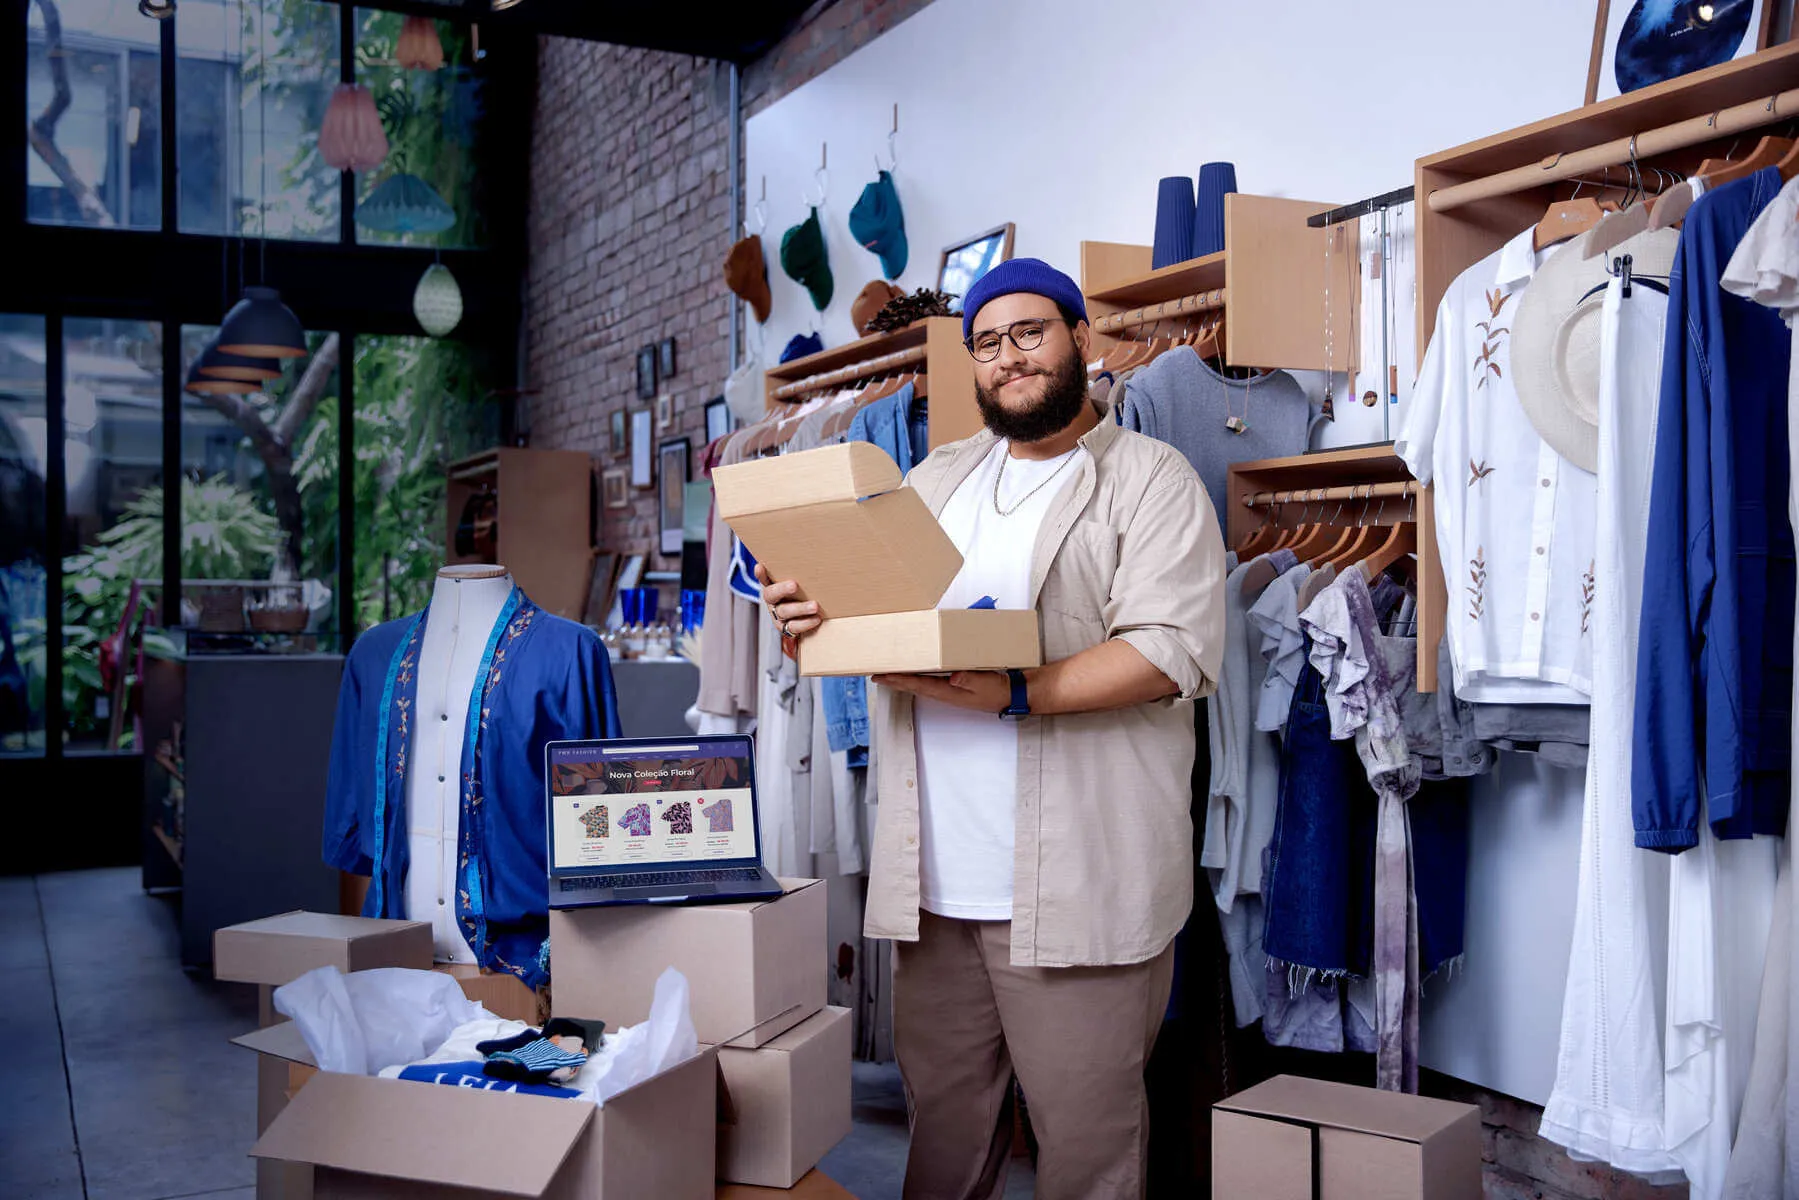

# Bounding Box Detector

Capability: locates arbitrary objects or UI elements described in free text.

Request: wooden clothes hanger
[1703,135,1794,189]
[1358,520,1418,580]
[1535,189,1615,252]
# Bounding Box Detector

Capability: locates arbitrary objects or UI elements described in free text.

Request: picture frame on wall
[939,222,1016,314]
[704,396,732,443]
[636,345,658,400]
[601,467,628,510]
[582,551,620,627]
[658,437,692,556]
[630,409,654,488]
[656,393,674,431]
[609,410,627,456]
[1586,0,1776,105]
[658,336,678,378]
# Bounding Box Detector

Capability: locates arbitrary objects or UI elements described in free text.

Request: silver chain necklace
[992,447,1077,517]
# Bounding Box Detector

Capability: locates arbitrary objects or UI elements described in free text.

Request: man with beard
[760,258,1224,1200]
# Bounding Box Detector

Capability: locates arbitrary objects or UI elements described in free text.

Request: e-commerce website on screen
[549,744,755,869]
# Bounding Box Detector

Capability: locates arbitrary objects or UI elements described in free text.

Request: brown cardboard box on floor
[433,962,542,1023]
[711,1006,852,1187]
[237,1023,718,1200]
[716,1169,857,1199]
[215,910,434,1200]
[1212,1075,1480,1200]
[549,878,827,1048]
[711,442,1041,677]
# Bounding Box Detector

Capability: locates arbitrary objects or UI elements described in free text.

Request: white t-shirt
[916,439,1087,920]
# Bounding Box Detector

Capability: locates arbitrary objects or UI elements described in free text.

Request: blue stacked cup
[680,589,707,634]
[1193,162,1237,257]
[1151,176,1197,270]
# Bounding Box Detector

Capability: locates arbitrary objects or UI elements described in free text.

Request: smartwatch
[998,668,1031,721]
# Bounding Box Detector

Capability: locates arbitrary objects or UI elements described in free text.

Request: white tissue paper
[272,964,490,1075]
[581,967,699,1105]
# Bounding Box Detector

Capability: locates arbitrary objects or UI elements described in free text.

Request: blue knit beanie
[960,258,1088,342]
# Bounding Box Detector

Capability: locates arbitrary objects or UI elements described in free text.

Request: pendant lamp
[318,84,389,173]
[355,172,456,235]
[184,348,259,396]
[217,286,308,359]
[196,340,282,382]
[396,17,445,70]
[413,263,463,336]
[138,0,176,18]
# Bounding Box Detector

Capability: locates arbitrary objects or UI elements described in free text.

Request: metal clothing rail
[1429,87,1799,213]
[1089,288,1229,334]
[1241,480,1421,507]
[770,344,927,401]
[1306,185,1416,229]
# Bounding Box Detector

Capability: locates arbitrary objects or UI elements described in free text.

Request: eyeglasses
[963,317,1070,363]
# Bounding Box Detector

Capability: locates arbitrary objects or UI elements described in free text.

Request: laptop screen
[547,738,757,871]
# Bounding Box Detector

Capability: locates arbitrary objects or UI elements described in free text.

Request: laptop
[544,734,784,908]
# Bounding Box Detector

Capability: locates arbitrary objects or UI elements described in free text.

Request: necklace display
[992,448,1077,517]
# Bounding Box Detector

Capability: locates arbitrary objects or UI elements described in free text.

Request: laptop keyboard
[560,867,764,892]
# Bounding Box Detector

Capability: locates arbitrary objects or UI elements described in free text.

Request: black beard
[974,345,1089,444]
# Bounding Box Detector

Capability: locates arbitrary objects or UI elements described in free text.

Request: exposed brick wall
[1424,1074,1688,1200]
[523,0,939,560]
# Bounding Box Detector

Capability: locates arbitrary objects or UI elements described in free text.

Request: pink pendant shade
[396,17,445,70]
[318,84,388,173]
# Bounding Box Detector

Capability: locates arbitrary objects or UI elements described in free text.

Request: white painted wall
[747,0,1604,1103]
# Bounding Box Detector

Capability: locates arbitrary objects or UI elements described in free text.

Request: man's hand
[872,671,1012,715]
[756,563,822,638]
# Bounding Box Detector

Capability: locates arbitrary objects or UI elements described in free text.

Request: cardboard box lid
[711,443,962,618]
[252,1070,593,1196]
[1216,1075,1477,1144]
[213,910,434,986]
[231,1020,317,1068]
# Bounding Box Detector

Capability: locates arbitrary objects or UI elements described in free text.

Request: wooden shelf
[1407,42,1799,690]
[1224,444,1409,547]
[1084,251,1227,307]
[1081,193,1357,372]
[761,316,979,451]
[763,321,931,383]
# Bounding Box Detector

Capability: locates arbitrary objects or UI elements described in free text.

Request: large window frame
[1,0,534,774]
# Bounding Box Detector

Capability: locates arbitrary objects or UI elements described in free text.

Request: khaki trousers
[892,911,1176,1200]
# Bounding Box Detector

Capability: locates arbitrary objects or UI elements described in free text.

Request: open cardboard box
[237,1022,719,1200]
[712,442,1042,676]
[550,878,826,1049]
[1212,1075,1480,1200]
[710,1006,852,1187]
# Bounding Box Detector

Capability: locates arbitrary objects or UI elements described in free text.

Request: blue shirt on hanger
[1633,167,1795,850]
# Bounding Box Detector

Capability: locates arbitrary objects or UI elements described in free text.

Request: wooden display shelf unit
[762,316,978,451]
[1225,445,1412,548]
[1080,192,1360,372]
[444,447,595,621]
[1409,40,1799,690]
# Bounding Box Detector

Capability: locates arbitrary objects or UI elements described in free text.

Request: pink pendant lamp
[318,84,388,173]
[396,17,445,70]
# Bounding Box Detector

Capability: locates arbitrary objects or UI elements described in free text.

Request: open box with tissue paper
[711,442,1041,676]
[236,966,717,1200]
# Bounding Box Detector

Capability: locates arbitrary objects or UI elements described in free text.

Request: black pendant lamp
[217,286,307,359]
[196,340,282,383]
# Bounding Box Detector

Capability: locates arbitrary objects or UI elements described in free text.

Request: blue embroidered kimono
[323,588,620,988]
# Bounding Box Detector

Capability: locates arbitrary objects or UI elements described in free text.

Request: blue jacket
[821,383,924,760]
[323,587,621,985]
[1633,167,1794,850]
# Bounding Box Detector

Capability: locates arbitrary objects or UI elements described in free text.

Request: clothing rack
[1305,185,1415,229]
[1429,86,1799,212]
[1088,288,1229,334]
[769,344,927,400]
[1241,480,1420,508]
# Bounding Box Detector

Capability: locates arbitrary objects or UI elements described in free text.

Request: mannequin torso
[404,565,514,962]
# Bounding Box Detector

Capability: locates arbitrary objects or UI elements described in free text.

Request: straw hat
[1511,226,1678,473]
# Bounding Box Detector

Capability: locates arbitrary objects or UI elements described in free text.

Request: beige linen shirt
[863,402,1227,967]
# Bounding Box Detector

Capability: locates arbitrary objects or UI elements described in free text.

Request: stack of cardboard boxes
[220,878,853,1199]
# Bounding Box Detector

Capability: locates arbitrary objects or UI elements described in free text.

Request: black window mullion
[340,1,355,247]
[162,321,182,627]
[338,329,356,646]
[160,6,176,236]
[44,314,65,761]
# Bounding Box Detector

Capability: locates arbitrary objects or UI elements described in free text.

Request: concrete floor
[2,868,1033,1200]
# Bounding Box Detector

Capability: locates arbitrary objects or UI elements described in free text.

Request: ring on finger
[780,619,792,638]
